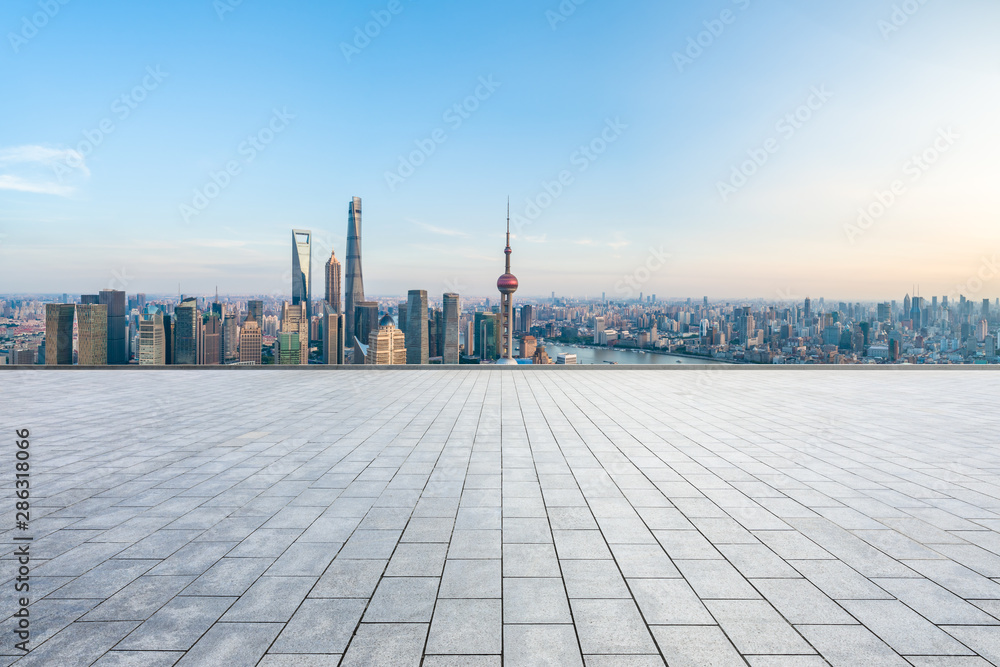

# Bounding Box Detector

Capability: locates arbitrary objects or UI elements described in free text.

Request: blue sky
[1,0,998,300]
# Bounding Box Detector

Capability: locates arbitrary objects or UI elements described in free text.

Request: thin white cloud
[0,175,75,196]
[575,239,598,246]
[0,145,89,197]
[409,219,469,237]
[520,234,547,243]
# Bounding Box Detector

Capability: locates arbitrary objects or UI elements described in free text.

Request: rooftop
[4,367,1000,665]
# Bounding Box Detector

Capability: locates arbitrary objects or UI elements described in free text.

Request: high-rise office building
[519,304,533,333]
[276,331,301,365]
[593,316,606,344]
[200,313,222,365]
[353,301,379,357]
[222,310,239,364]
[77,303,108,365]
[406,290,429,365]
[474,311,501,361]
[345,197,365,343]
[443,293,459,364]
[81,294,99,305]
[280,302,310,365]
[496,206,519,364]
[174,297,200,365]
[163,314,173,365]
[397,302,408,336]
[246,300,263,323]
[367,314,407,365]
[292,229,312,324]
[99,289,127,364]
[239,318,262,364]
[465,319,475,356]
[325,249,342,313]
[138,312,166,365]
[44,303,75,365]
[428,310,441,359]
[321,303,345,365]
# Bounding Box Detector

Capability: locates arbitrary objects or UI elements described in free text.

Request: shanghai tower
[344,197,365,343]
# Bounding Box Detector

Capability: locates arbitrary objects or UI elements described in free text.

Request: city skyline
[1,2,999,298]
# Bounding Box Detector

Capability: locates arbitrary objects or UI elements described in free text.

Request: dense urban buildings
[8,203,1000,367]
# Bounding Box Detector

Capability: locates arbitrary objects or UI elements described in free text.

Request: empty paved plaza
[3,367,1000,665]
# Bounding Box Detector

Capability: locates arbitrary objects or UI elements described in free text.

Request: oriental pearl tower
[496,201,519,365]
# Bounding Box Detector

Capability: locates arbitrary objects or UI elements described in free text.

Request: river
[537,343,727,365]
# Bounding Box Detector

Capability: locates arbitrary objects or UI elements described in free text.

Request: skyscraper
[321,304,345,365]
[222,309,239,363]
[44,303,75,365]
[281,302,310,365]
[246,300,263,324]
[138,312,166,365]
[200,312,222,365]
[344,197,365,343]
[292,229,312,324]
[368,313,407,365]
[496,204,519,365]
[77,303,108,365]
[276,331,301,365]
[474,311,501,361]
[443,293,459,364]
[325,249,342,313]
[519,304,533,333]
[99,289,127,364]
[353,301,380,356]
[174,297,200,365]
[406,290,429,365]
[239,319,262,364]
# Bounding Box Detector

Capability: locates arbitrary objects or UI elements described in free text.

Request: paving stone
[340,623,428,667]
[650,625,744,666]
[504,624,583,666]
[271,598,367,654]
